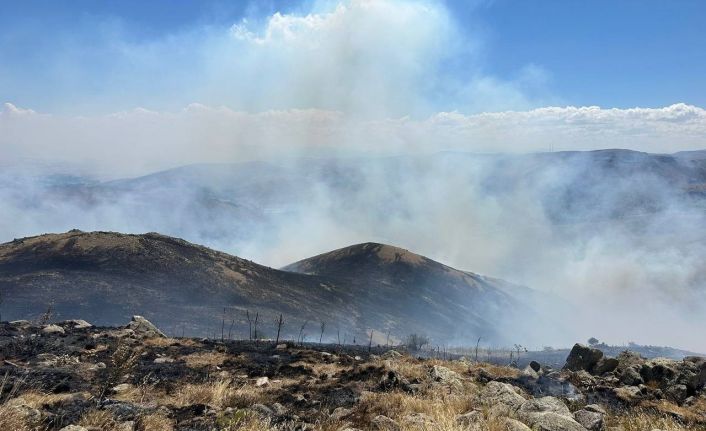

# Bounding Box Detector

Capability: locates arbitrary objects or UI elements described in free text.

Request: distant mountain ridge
[0,231,549,345]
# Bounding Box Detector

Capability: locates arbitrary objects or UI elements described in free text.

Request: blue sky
[0,0,704,115]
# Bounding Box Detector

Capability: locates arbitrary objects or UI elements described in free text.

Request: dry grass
[609,409,701,431]
[0,403,40,431]
[171,379,235,408]
[638,400,706,426]
[143,337,201,348]
[382,356,428,381]
[78,409,121,430]
[166,379,270,409]
[468,362,520,379]
[357,390,474,423]
[112,383,163,405]
[138,412,175,431]
[5,390,90,409]
[182,351,230,368]
[216,410,276,431]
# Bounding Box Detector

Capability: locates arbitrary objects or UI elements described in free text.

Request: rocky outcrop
[564,344,604,373]
[126,315,165,338]
[563,345,706,406]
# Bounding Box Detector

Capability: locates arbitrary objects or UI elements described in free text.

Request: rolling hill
[0,231,550,345]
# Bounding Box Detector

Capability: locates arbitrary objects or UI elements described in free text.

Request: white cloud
[1,102,705,177]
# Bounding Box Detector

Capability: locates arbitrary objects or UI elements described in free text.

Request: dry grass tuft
[138,412,175,431]
[606,405,706,431]
[357,389,475,424]
[172,379,235,408]
[167,379,269,409]
[78,409,121,430]
[182,351,230,368]
[6,390,89,409]
[468,362,521,379]
[113,383,163,405]
[144,337,201,348]
[0,403,38,431]
[217,410,276,431]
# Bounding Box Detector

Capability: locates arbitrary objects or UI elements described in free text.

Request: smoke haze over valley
[2,0,706,353]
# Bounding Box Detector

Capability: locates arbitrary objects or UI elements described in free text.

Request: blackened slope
[282,242,546,344]
[0,232,549,345]
[0,230,358,338]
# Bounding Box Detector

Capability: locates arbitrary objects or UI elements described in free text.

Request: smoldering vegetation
[2,149,706,350]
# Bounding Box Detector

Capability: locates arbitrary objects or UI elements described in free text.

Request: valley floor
[0,318,705,431]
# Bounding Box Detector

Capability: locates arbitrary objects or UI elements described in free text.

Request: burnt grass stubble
[0,318,705,430]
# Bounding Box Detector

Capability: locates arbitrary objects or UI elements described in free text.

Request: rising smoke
[1,0,706,351]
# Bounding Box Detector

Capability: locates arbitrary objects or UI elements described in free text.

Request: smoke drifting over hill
[2,151,706,351]
[2,0,706,351]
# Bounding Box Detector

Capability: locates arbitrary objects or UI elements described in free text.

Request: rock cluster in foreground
[1,319,705,430]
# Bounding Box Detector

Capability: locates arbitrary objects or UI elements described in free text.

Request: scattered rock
[371,414,400,431]
[42,324,66,335]
[481,381,525,409]
[126,315,165,338]
[521,365,539,379]
[271,402,287,416]
[255,376,270,387]
[250,403,274,417]
[112,383,133,393]
[664,384,688,402]
[584,404,607,415]
[403,412,433,428]
[330,407,352,420]
[503,418,532,431]
[153,356,174,364]
[456,410,483,429]
[430,365,463,391]
[516,397,586,431]
[516,396,571,419]
[564,343,603,373]
[594,357,619,375]
[60,319,93,330]
[59,426,89,431]
[379,370,410,391]
[574,409,604,431]
[619,367,643,386]
[525,411,587,431]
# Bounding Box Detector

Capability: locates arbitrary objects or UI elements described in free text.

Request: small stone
[331,407,352,420]
[574,409,604,431]
[584,404,607,415]
[456,410,483,427]
[250,403,274,416]
[60,319,93,329]
[255,376,270,387]
[112,383,133,393]
[59,426,89,431]
[115,421,135,431]
[371,415,400,431]
[503,418,532,431]
[271,403,287,416]
[42,324,65,335]
[153,357,174,364]
[127,315,165,338]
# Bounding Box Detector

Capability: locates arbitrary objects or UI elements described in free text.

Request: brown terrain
[0,317,704,431]
[0,230,547,346]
